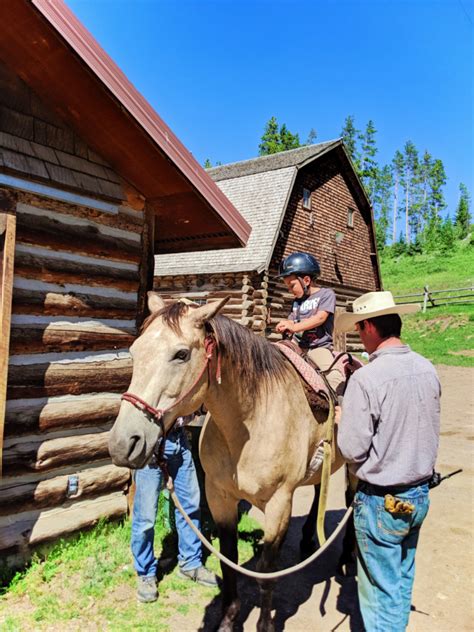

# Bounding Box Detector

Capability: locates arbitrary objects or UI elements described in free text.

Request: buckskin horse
[108,294,350,632]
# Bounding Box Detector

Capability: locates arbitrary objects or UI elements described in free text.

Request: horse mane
[140,301,191,334]
[207,314,290,398]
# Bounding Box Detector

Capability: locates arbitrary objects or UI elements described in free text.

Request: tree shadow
[198,509,364,631]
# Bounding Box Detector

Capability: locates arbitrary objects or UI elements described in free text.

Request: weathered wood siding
[0,66,150,555]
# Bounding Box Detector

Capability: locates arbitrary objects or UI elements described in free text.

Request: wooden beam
[0,188,17,476]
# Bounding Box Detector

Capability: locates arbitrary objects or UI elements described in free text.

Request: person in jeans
[132,423,217,603]
[336,291,440,632]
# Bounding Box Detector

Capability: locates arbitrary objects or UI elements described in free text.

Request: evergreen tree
[360,120,379,202]
[306,128,318,144]
[341,115,360,170]
[373,164,393,249]
[203,158,212,168]
[279,123,301,151]
[402,141,419,244]
[391,150,405,243]
[428,158,447,226]
[454,182,471,238]
[259,116,281,155]
[418,151,433,231]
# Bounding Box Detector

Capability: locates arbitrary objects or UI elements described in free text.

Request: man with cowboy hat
[336,291,440,632]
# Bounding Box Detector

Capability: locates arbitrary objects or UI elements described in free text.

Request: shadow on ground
[198,509,365,631]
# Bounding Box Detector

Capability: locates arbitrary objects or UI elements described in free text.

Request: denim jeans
[131,428,202,577]
[353,484,430,632]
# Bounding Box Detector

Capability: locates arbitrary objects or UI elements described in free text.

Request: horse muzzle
[108,413,161,469]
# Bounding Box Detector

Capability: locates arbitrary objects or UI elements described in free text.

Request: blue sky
[67,0,473,217]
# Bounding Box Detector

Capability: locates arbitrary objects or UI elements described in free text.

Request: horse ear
[190,296,230,326]
[147,291,165,313]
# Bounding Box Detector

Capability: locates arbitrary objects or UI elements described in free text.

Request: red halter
[121,334,220,435]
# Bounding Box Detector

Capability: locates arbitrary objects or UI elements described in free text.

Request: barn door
[0,189,17,476]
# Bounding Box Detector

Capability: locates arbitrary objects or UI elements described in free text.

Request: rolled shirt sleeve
[337,374,376,464]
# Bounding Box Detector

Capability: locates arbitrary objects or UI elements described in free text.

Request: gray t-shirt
[337,345,440,486]
[289,287,336,349]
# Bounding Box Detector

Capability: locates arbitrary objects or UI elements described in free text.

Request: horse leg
[337,468,357,575]
[256,490,292,632]
[206,483,240,632]
[300,484,320,559]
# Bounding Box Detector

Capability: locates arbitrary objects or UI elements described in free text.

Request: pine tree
[373,164,393,249]
[428,159,447,225]
[454,182,471,238]
[360,120,379,202]
[279,124,301,151]
[418,151,433,234]
[402,141,419,244]
[259,116,281,155]
[306,128,318,144]
[391,151,405,243]
[341,115,360,170]
[203,158,212,169]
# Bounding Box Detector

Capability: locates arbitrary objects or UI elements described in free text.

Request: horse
[108,294,349,632]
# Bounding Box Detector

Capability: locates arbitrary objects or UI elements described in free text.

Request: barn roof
[154,140,344,276]
[0,0,250,253]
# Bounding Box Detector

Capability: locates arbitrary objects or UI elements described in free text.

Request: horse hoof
[256,617,275,632]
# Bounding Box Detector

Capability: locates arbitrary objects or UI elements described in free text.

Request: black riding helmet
[277,252,321,279]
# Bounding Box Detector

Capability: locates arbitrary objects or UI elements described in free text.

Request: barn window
[347,207,355,228]
[302,188,312,210]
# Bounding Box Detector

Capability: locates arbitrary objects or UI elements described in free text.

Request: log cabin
[154,140,382,349]
[0,0,250,561]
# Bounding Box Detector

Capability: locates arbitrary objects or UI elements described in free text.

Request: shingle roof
[154,140,341,277]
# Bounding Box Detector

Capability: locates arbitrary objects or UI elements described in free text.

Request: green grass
[0,507,263,631]
[380,244,474,366]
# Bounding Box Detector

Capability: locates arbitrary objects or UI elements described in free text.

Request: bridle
[121,334,221,439]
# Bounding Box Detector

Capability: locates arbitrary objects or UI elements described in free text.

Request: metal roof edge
[30,0,251,245]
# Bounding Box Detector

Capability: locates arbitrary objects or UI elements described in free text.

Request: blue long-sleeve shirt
[337,345,440,486]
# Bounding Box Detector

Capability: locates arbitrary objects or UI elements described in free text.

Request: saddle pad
[274,341,329,396]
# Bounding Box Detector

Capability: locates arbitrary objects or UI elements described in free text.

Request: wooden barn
[154,140,382,343]
[0,0,249,560]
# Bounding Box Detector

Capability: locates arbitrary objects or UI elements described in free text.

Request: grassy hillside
[380,245,473,367]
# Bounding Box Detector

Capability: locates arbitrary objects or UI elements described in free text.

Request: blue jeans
[131,428,202,577]
[353,484,430,632]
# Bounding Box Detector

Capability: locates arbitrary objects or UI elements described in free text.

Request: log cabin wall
[0,64,149,557]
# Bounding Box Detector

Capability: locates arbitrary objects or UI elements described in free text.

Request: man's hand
[334,405,342,425]
[275,319,296,334]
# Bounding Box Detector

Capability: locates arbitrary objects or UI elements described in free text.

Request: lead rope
[163,404,352,581]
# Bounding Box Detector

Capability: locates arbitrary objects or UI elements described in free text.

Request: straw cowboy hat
[336,291,420,333]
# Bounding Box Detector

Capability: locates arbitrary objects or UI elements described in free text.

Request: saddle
[274,340,362,420]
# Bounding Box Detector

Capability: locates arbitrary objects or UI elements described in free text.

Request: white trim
[0,173,120,214]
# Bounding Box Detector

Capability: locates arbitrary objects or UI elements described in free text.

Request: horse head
[108,292,229,468]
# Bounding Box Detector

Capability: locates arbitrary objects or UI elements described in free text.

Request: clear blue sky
[67,0,473,217]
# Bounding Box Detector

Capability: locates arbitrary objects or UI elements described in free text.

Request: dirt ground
[192,364,474,632]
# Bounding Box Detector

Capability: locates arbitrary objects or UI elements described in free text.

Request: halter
[121,334,221,440]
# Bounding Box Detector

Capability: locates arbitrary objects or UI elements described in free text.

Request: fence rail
[394,284,474,312]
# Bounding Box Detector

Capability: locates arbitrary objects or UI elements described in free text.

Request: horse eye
[173,349,190,362]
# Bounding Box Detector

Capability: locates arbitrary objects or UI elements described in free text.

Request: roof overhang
[0,0,251,253]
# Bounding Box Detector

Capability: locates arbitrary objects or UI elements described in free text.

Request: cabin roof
[0,0,250,253]
[154,140,355,276]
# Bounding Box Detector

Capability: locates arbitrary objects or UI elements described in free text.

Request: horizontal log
[16,203,141,256]
[15,243,139,282]
[0,491,127,551]
[20,193,143,233]
[10,322,135,354]
[7,356,132,398]
[13,288,137,320]
[5,393,121,435]
[3,430,110,474]
[0,463,130,515]
[14,264,139,293]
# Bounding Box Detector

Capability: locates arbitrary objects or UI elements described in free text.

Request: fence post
[423,286,429,313]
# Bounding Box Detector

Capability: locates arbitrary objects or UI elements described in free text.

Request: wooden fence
[394,285,474,313]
